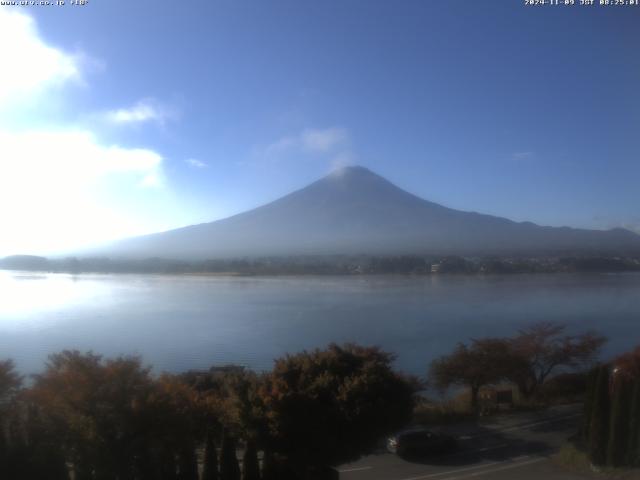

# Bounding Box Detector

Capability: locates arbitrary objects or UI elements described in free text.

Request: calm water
[0,271,638,377]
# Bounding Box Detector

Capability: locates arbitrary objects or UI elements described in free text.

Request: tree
[583,347,640,468]
[29,351,157,479]
[177,442,199,480]
[627,381,640,467]
[202,429,219,480]
[588,364,610,466]
[582,367,599,441]
[614,346,640,467]
[220,431,241,480]
[148,373,205,480]
[0,359,21,403]
[261,450,277,480]
[242,439,260,480]
[607,368,633,467]
[614,346,640,381]
[0,362,65,480]
[216,369,269,451]
[429,338,518,412]
[509,322,606,398]
[260,343,416,473]
[0,359,21,455]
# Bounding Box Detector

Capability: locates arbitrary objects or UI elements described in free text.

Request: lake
[0,270,638,377]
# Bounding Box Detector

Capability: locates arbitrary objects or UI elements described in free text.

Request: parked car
[387,428,457,457]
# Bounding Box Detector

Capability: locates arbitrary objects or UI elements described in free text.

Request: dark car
[387,428,457,457]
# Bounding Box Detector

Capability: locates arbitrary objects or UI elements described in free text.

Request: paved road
[338,404,593,480]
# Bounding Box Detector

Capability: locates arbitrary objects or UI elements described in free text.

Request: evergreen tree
[242,440,260,480]
[220,432,240,480]
[260,450,277,480]
[158,449,178,480]
[202,431,219,480]
[627,379,640,467]
[177,442,198,480]
[73,463,94,480]
[133,448,156,480]
[0,421,7,475]
[582,366,599,441]
[588,365,610,466]
[606,375,632,466]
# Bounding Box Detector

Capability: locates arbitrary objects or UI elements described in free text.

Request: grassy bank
[554,444,640,479]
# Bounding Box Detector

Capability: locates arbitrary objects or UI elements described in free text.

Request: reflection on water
[0,270,638,376]
[0,270,107,319]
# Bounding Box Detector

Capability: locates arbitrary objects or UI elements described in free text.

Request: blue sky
[0,0,638,255]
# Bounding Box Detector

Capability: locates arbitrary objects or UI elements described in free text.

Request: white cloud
[329,151,356,170]
[0,128,168,255]
[266,127,349,156]
[186,158,207,168]
[0,10,82,110]
[512,151,534,161]
[265,136,297,154]
[0,10,183,256]
[0,129,162,179]
[300,127,348,153]
[103,99,173,126]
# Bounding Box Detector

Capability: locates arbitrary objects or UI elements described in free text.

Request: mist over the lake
[2,271,638,377]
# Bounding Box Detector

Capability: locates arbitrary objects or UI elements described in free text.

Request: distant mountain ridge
[96,166,640,259]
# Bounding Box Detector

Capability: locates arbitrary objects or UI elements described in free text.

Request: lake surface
[0,271,638,377]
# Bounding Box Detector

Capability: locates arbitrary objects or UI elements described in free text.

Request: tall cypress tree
[627,379,640,467]
[202,431,219,480]
[260,450,277,480]
[588,364,610,466]
[158,448,178,480]
[583,366,599,441]
[0,422,8,476]
[133,447,155,480]
[606,375,632,467]
[177,442,198,480]
[242,440,260,480]
[220,432,240,480]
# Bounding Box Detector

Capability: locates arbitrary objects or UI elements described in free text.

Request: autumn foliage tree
[150,374,204,480]
[429,338,520,411]
[28,351,160,479]
[430,323,606,411]
[180,366,266,480]
[260,343,417,475]
[0,359,21,402]
[0,360,23,476]
[508,322,606,398]
[0,343,420,478]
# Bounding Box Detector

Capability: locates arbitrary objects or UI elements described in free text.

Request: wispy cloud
[103,99,174,126]
[512,151,534,161]
[299,127,348,153]
[266,127,349,156]
[592,215,640,235]
[329,151,356,170]
[618,221,640,235]
[261,126,357,171]
[186,158,207,168]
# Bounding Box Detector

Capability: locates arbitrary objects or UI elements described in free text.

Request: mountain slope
[99,166,640,259]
